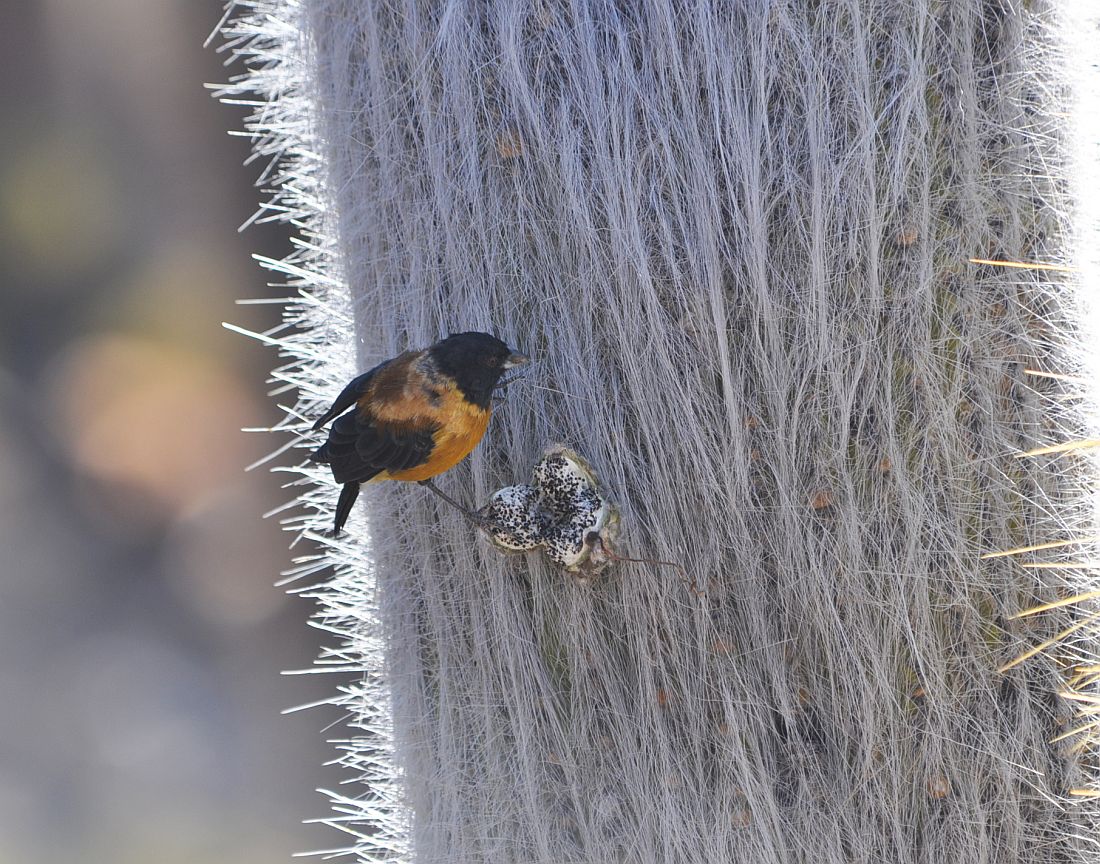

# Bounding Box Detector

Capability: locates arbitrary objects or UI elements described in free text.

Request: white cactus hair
[219,1,1100,862]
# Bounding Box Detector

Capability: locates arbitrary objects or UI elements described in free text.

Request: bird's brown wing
[311,351,419,432]
[310,350,439,483]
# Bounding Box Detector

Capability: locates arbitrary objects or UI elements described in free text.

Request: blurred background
[0,2,342,862]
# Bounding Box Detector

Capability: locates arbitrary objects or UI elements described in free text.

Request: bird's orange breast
[371,373,491,482]
[384,412,489,481]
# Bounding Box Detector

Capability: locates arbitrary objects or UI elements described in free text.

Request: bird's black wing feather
[314,409,438,483]
[311,360,390,432]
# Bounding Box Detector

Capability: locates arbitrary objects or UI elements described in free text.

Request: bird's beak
[503,352,530,369]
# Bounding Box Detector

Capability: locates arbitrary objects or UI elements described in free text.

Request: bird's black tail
[333,482,361,536]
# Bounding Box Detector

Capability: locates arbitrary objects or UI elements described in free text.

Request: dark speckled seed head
[532,453,592,511]
[428,332,528,409]
[481,446,617,574]
[483,486,544,551]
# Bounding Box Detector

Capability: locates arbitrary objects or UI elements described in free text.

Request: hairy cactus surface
[222,1,1100,862]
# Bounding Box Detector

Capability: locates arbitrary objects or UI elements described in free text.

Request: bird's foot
[493,371,527,400]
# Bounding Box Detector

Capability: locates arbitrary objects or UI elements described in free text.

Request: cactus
[222,1,1100,862]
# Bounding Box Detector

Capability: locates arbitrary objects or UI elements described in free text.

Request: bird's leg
[418,479,493,529]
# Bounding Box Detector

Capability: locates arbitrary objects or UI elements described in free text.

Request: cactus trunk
[224,1,1100,861]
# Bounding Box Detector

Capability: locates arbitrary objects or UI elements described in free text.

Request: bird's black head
[428,331,529,409]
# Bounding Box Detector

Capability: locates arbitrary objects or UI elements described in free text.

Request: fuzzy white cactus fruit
[480,484,543,551]
[481,445,619,579]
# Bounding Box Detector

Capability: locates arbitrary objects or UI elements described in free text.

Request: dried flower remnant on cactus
[481,445,619,580]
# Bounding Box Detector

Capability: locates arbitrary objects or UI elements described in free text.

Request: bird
[310,331,530,535]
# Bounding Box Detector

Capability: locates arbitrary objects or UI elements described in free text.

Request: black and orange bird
[310,331,530,535]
